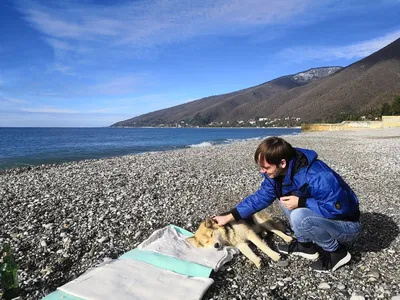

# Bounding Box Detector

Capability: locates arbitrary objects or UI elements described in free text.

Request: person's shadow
[349,212,399,262]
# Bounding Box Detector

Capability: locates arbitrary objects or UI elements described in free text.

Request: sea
[0,127,301,170]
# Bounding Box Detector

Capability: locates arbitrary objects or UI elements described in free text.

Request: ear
[186,236,199,247]
[280,159,287,169]
[205,217,214,228]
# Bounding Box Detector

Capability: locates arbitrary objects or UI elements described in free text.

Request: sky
[0,0,399,127]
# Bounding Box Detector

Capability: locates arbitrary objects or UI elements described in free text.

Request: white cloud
[0,94,135,116]
[0,73,7,88]
[54,63,70,72]
[52,63,75,75]
[83,94,196,116]
[88,75,142,95]
[279,30,400,62]
[20,0,400,74]
[20,107,80,114]
[87,106,134,114]
[0,94,29,106]
[0,112,132,127]
[45,37,74,51]
[16,0,313,54]
[17,106,127,115]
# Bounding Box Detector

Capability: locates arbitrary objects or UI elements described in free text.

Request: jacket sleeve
[232,179,277,220]
[299,171,351,219]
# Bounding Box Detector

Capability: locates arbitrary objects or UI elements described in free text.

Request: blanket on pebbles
[42,225,238,300]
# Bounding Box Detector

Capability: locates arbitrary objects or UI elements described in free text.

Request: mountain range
[112,38,400,127]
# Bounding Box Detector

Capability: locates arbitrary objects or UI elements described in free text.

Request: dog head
[186,217,222,249]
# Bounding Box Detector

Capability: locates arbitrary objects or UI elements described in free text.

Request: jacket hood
[284,148,318,182]
[296,148,318,167]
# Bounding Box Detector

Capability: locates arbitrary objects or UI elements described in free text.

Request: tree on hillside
[380,96,400,116]
[392,96,400,115]
[381,102,392,115]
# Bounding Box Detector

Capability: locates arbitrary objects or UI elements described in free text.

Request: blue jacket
[232,148,360,221]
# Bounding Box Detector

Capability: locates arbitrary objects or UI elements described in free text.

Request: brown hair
[254,136,295,166]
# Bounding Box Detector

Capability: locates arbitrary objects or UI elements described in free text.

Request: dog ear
[205,217,215,228]
[186,236,199,247]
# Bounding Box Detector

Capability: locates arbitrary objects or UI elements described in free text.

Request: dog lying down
[187,211,293,268]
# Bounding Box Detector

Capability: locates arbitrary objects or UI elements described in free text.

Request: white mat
[138,225,239,271]
[58,259,214,300]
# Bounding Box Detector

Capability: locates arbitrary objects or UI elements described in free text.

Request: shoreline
[0,128,399,299]
[1,126,396,174]
[0,127,301,172]
[112,126,302,129]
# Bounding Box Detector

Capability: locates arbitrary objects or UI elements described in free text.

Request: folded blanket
[58,259,214,300]
[43,225,237,300]
[137,225,239,271]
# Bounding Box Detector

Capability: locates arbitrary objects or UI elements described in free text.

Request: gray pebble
[337,283,346,290]
[276,259,289,267]
[350,296,365,300]
[42,223,54,229]
[366,269,380,279]
[318,282,331,290]
[283,277,292,282]
[97,236,109,243]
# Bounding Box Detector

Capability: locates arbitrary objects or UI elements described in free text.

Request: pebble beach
[1,128,400,300]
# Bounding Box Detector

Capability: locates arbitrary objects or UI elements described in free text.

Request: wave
[187,136,266,148]
[187,141,214,148]
[226,136,266,143]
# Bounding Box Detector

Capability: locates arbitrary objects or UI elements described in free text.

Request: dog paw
[254,258,262,269]
[284,236,293,243]
[271,252,281,262]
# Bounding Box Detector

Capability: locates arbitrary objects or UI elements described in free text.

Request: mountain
[112,38,400,127]
[267,38,400,122]
[112,66,341,127]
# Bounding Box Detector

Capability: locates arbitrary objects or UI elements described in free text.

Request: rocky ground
[0,128,399,300]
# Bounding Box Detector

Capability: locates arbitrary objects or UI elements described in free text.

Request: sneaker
[311,245,351,272]
[278,239,319,260]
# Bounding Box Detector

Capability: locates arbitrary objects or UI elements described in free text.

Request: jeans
[280,205,361,252]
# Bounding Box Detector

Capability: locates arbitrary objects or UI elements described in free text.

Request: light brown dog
[187,211,293,268]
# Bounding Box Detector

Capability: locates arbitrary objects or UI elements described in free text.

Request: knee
[289,208,313,229]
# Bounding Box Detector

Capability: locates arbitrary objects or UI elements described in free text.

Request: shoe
[278,239,319,260]
[311,244,351,272]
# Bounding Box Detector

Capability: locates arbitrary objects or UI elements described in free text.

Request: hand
[280,195,299,210]
[213,214,234,226]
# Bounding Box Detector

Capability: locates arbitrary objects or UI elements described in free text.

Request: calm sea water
[0,127,300,170]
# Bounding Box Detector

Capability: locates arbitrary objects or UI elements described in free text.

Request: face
[186,218,222,249]
[258,156,286,179]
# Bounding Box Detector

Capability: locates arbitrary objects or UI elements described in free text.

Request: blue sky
[0,0,399,127]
